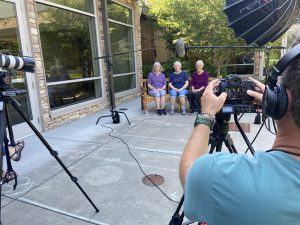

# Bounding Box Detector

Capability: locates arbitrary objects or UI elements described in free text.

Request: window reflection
[114,74,136,93]
[108,1,132,25]
[108,1,135,93]
[37,4,99,82]
[48,79,101,109]
[37,3,101,109]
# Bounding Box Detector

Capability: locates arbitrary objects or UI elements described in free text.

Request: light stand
[95,0,156,126]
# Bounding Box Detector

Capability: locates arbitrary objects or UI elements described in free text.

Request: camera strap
[266,149,300,157]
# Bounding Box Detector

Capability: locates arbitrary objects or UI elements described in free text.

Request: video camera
[215,74,256,114]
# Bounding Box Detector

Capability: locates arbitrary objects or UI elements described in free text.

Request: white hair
[173,61,182,68]
[152,62,164,72]
[195,60,204,67]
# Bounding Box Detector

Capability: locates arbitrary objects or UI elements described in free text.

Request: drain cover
[142,174,164,186]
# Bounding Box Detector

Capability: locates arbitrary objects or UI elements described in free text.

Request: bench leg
[144,100,149,114]
[141,97,144,110]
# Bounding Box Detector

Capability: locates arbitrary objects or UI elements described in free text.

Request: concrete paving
[1,98,276,225]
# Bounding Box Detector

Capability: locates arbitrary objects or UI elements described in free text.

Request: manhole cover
[142,174,164,186]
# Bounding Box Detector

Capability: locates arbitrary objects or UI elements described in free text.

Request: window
[0,1,33,125]
[224,52,255,75]
[108,1,136,93]
[36,1,101,110]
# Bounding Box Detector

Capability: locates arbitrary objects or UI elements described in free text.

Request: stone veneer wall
[25,0,142,131]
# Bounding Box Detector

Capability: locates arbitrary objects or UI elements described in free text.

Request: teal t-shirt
[184,151,300,225]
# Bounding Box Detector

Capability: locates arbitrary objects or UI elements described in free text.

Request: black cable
[264,117,277,135]
[245,118,266,154]
[100,123,179,204]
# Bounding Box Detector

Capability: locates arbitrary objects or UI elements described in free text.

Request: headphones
[262,43,300,120]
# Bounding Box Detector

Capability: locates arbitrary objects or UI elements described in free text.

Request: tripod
[0,90,99,223]
[169,112,255,225]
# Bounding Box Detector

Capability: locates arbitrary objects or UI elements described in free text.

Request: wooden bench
[140,77,215,113]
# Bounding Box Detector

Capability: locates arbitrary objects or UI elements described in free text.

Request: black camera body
[216,74,256,114]
[0,70,12,91]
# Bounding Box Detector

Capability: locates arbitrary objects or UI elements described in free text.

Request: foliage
[146,0,249,76]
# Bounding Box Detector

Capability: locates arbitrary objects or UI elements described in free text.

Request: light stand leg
[95,110,131,125]
[0,100,5,224]
[9,99,99,213]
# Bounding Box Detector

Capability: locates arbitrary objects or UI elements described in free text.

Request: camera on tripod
[215,74,256,114]
[0,53,35,95]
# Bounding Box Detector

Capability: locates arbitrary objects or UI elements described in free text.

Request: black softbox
[223,0,300,46]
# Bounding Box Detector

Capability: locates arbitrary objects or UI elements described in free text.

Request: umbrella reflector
[224,0,272,23]
[224,0,300,46]
[240,0,294,44]
[256,1,299,46]
[228,0,287,37]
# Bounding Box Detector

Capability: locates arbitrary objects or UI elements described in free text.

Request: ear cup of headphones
[263,85,288,120]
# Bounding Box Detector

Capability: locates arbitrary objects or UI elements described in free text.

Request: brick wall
[154,31,174,63]
[25,0,142,131]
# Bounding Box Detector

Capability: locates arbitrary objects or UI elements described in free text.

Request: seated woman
[187,60,209,114]
[147,62,167,115]
[169,61,189,115]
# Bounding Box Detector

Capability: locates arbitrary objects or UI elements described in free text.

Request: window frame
[35,0,105,113]
[108,0,138,96]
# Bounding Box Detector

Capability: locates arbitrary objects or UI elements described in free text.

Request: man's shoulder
[195,152,274,171]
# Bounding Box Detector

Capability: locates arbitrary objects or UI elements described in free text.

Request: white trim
[93,0,105,99]
[50,97,106,118]
[113,72,136,77]
[35,0,96,17]
[108,18,133,27]
[15,0,41,131]
[46,77,101,86]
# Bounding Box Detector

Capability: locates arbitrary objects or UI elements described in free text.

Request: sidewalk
[1,98,276,225]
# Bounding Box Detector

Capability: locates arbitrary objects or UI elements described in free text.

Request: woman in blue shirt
[169,61,189,115]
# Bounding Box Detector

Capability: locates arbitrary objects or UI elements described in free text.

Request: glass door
[0,0,39,138]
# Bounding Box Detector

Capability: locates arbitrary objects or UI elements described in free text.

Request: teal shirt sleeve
[184,154,217,223]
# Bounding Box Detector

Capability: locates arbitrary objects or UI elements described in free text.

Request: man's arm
[179,79,227,186]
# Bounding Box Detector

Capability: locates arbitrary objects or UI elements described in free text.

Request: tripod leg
[169,195,185,225]
[118,111,131,125]
[3,103,18,189]
[224,134,238,154]
[234,114,255,155]
[0,101,4,222]
[10,99,99,213]
[96,114,113,125]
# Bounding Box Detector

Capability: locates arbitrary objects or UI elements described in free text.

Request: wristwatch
[194,114,215,130]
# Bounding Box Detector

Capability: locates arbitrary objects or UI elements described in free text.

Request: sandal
[9,140,25,162]
[1,170,18,184]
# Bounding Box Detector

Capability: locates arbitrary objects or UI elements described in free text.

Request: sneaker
[170,108,175,115]
[161,108,167,115]
[182,108,187,115]
[156,109,162,115]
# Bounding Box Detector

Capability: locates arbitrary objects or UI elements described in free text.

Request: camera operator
[180,40,300,225]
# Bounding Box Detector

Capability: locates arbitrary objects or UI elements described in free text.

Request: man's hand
[246,77,265,102]
[201,79,227,116]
